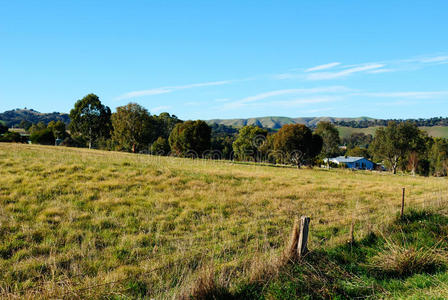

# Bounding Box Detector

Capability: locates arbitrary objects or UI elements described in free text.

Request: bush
[0,123,8,134]
[60,136,86,147]
[30,129,55,145]
[151,137,170,156]
[0,131,23,143]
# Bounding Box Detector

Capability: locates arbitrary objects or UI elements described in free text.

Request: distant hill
[207,116,448,139]
[2,109,448,139]
[206,116,375,129]
[0,109,70,127]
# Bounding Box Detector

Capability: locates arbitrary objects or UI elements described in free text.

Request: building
[325,156,375,170]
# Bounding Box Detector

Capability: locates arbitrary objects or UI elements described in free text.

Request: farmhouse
[326,156,375,170]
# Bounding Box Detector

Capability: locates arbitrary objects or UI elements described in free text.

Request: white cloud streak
[151,105,171,113]
[272,97,339,107]
[116,80,233,100]
[355,91,448,99]
[275,54,448,82]
[306,64,385,80]
[238,86,352,104]
[410,55,448,64]
[222,86,351,110]
[305,62,341,72]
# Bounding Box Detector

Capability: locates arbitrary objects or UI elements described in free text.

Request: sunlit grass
[0,143,446,298]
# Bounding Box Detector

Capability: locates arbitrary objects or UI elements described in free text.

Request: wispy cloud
[275,54,448,82]
[273,97,339,107]
[404,55,448,64]
[305,62,341,72]
[151,105,171,113]
[222,86,351,110]
[367,68,395,74]
[419,55,448,63]
[355,91,448,99]
[115,80,233,100]
[238,86,352,104]
[306,64,385,80]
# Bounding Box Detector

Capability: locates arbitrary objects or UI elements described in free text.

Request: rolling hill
[207,116,375,129]
[0,108,70,127]
[2,109,448,139]
[207,116,448,139]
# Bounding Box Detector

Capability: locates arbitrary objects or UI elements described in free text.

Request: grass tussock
[368,241,447,277]
[180,266,229,300]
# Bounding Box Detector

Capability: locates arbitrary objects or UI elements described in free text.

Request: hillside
[207,117,448,139]
[1,144,448,298]
[207,116,374,129]
[336,125,448,139]
[0,108,70,127]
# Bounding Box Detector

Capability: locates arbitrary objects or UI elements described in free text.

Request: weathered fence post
[286,216,300,259]
[349,221,355,245]
[401,187,405,219]
[297,216,310,257]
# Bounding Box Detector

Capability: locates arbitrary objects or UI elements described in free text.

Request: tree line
[1,93,448,176]
[335,117,448,128]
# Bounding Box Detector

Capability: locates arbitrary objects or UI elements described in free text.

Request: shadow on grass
[223,208,448,299]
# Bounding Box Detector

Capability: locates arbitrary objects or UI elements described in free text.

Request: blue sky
[1,0,447,120]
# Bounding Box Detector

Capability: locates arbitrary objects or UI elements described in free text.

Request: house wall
[348,158,374,170]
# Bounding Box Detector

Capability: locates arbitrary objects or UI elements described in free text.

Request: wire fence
[2,188,448,299]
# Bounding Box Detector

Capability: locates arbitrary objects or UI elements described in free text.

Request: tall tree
[314,121,341,166]
[429,138,448,176]
[342,132,373,149]
[169,120,211,157]
[370,121,425,174]
[69,94,111,149]
[273,124,322,168]
[111,103,154,153]
[0,123,8,134]
[29,122,47,134]
[232,125,268,161]
[47,120,67,139]
[153,112,182,139]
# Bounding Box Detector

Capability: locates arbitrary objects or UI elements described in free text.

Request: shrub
[0,131,23,143]
[151,137,170,156]
[30,128,55,145]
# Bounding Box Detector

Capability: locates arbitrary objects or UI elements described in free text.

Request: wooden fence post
[401,188,405,219]
[286,216,300,259]
[349,221,354,245]
[297,216,310,257]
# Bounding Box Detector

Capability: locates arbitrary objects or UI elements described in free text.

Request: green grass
[337,125,448,139]
[337,126,380,139]
[420,126,448,139]
[233,208,448,299]
[0,143,447,298]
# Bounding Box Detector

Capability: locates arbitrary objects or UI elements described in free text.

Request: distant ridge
[206,116,374,129]
[0,108,70,127]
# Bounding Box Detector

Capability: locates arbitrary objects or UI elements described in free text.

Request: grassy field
[337,125,448,139]
[1,144,448,298]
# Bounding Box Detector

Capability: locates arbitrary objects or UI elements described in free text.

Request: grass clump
[367,241,447,278]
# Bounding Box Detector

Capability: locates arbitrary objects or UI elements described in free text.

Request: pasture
[0,143,447,298]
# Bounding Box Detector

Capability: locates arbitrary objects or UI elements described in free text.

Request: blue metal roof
[330,156,366,163]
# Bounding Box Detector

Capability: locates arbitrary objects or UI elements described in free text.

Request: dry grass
[0,143,447,298]
[368,236,448,278]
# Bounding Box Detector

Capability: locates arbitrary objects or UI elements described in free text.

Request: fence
[2,188,448,299]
